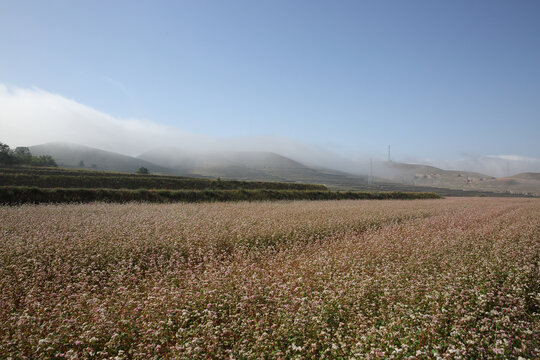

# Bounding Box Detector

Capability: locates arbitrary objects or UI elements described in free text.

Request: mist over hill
[2,86,540,180]
[138,147,376,187]
[18,142,540,196]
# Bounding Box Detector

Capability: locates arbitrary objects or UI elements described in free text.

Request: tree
[14,147,32,164]
[136,167,150,174]
[31,155,57,167]
[79,160,85,168]
[0,142,57,167]
[0,142,16,164]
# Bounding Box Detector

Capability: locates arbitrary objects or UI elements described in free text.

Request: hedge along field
[0,186,441,204]
[0,166,327,191]
[1,198,538,359]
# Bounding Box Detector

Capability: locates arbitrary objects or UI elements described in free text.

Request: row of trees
[0,142,57,167]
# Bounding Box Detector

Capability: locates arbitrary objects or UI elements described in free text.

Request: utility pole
[369,158,373,185]
[388,145,391,162]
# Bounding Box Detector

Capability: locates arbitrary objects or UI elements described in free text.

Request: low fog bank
[0,85,372,174]
[1,85,539,178]
[0,85,209,155]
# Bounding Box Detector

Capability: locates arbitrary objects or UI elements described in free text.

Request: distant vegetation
[0,165,441,204]
[0,142,57,167]
[136,166,150,174]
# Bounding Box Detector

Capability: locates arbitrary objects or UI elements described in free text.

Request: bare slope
[377,161,540,195]
[475,173,540,195]
[510,172,540,181]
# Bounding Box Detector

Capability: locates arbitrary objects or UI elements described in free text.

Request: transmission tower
[369,158,373,185]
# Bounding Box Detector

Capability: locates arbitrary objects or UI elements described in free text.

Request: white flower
[38,338,51,346]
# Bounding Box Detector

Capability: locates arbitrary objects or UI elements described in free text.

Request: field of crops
[1,198,539,359]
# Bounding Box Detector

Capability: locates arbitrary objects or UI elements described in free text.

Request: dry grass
[1,198,539,359]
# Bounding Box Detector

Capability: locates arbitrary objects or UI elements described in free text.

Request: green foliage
[0,142,57,167]
[13,147,32,163]
[0,142,17,165]
[136,166,150,174]
[30,155,57,167]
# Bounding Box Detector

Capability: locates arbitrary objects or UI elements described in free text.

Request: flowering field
[0,198,538,359]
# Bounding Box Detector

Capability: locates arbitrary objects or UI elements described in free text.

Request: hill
[473,173,540,195]
[376,161,495,188]
[25,143,374,189]
[138,148,372,186]
[29,142,172,174]
[510,172,540,181]
[21,143,539,196]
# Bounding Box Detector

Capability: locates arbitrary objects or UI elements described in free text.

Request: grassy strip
[0,167,327,191]
[0,174,328,190]
[0,186,441,204]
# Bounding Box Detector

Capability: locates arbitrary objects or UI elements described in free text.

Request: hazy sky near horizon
[1,0,539,162]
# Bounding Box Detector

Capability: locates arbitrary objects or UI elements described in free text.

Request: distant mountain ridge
[25,142,540,195]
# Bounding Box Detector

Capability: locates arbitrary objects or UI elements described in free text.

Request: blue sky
[1,0,539,163]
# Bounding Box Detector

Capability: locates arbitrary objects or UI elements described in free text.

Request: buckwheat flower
[38,338,51,346]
